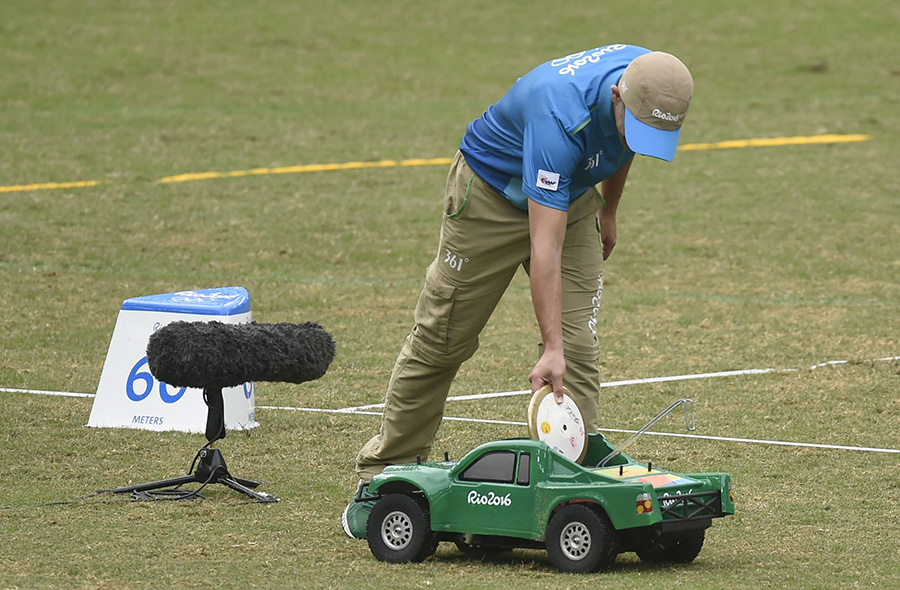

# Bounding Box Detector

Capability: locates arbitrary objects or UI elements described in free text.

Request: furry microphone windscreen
[146,321,336,389]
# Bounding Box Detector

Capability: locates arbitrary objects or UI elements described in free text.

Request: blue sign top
[121,287,251,316]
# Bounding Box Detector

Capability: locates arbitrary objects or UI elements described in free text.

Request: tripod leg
[98,474,199,495]
[229,475,263,489]
[219,476,279,503]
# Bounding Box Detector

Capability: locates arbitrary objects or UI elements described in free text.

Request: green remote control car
[362,432,734,573]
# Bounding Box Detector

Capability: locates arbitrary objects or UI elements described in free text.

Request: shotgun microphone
[146,320,336,389]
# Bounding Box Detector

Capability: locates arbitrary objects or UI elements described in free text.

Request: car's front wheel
[366,493,437,563]
[545,504,617,573]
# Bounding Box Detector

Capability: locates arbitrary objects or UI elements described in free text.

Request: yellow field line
[0,134,872,194]
[0,179,108,194]
[155,157,453,184]
[678,133,871,151]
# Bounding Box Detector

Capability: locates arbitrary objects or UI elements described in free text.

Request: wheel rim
[380,510,413,550]
[559,521,592,561]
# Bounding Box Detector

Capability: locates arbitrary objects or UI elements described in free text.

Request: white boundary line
[0,387,95,398]
[255,406,899,454]
[4,355,899,454]
[340,367,789,412]
[809,355,900,370]
[341,357,900,412]
[596,428,899,454]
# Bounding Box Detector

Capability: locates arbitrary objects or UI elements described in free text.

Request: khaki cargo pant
[355,151,604,481]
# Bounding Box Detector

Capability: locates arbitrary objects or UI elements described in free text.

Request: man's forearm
[529,246,564,351]
[527,199,568,355]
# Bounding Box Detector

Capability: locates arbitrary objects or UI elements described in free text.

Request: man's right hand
[529,348,566,403]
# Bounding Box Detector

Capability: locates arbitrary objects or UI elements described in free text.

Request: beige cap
[619,52,694,161]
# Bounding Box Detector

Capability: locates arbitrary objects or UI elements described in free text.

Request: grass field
[2,1,899,588]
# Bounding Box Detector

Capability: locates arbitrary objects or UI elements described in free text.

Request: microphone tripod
[98,387,279,503]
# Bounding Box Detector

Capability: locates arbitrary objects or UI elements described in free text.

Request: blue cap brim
[624,108,681,162]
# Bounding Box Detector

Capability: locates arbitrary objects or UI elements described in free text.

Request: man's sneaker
[341,480,377,539]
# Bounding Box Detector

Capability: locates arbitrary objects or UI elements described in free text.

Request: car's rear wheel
[545,504,617,573]
[636,529,705,564]
[367,493,437,563]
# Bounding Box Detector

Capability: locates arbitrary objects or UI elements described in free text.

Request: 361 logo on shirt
[536,169,560,191]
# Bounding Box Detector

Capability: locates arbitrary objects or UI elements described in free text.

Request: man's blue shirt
[459,44,649,211]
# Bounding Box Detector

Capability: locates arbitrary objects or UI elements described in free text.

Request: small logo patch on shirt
[536,169,560,191]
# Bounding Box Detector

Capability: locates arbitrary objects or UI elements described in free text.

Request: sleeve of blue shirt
[522,114,584,212]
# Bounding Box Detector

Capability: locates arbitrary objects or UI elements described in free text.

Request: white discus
[526,385,587,463]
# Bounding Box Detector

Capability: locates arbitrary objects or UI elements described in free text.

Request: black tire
[366,493,437,563]
[545,504,617,573]
[636,529,705,564]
